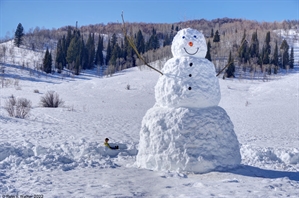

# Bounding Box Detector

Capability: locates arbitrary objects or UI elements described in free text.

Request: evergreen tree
[210,28,214,38]
[106,38,112,65]
[66,32,81,71]
[43,48,52,73]
[225,51,235,78]
[110,43,121,66]
[136,30,145,54]
[262,46,270,65]
[280,39,289,69]
[146,28,159,51]
[205,40,212,61]
[14,23,24,47]
[86,33,95,69]
[213,30,220,42]
[238,29,249,64]
[111,33,117,50]
[61,35,67,66]
[74,55,81,75]
[262,31,271,65]
[49,52,53,73]
[80,36,88,70]
[95,34,104,66]
[55,39,64,73]
[289,47,294,69]
[65,27,73,56]
[272,41,279,74]
[249,30,259,58]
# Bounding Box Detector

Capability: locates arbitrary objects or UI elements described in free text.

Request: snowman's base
[136,106,241,173]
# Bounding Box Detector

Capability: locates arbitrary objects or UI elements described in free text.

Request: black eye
[182,36,185,39]
[194,35,197,38]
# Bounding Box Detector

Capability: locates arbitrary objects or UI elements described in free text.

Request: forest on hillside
[1,18,298,78]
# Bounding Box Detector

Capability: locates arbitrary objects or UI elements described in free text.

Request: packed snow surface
[136,106,241,173]
[0,35,299,197]
[155,57,220,108]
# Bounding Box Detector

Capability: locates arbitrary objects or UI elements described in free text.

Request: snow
[171,28,207,58]
[136,106,241,173]
[155,57,220,108]
[0,33,299,197]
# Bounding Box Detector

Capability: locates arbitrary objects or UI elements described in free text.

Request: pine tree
[213,30,220,42]
[110,43,120,66]
[49,52,53,73]
[272,41,279,74]
[55,39,64,73]
[74,55,81,75]
[205,40,212,61]
[238,29,249,64]
[280,39,289,69]
[86,33,95,69]
[106,38,112,65]
[80,36,88,70]
[263,31,271,65]
[62,35,67,66]
[65,27,73,56]
[95,34,104,66]
[249,30,259,58]
[289,47,294,69]
[66,33,81,70]
[111,33,117,50]
[225,51,235,78]
[210,28,214,38]
[146,28,159,51]
[14,23,24,47]
[136,30,145,54]
[43,48,52,73]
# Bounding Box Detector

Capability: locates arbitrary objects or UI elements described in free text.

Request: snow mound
[241,145,299,170]
[0,140,138,171]
[155,57,220,108]
[136,106,241,173]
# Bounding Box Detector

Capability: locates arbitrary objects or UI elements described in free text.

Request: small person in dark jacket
[104,138,119,150]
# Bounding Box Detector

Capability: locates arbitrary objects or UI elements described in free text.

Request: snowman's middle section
[155,56,221,108]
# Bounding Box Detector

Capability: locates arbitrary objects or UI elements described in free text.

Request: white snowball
[155,56,220,108]
[136,106,241,173]
[171,28,207,58]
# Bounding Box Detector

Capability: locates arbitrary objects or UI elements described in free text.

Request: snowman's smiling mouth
[184,47,199,55]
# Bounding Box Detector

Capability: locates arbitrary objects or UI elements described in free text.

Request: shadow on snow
[229,164,299,181]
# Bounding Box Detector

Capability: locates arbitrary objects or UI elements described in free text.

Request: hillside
[0,35,299,197]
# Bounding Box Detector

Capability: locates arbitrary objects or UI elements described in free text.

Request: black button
[189,63,193,66]
[188,87,192,90]
[189,74,192,77]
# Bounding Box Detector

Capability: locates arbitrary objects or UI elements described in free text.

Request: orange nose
[189,42,193,47]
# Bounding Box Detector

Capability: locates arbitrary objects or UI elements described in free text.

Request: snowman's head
[171,28,207,58]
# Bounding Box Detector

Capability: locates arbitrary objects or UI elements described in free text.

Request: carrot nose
[189,42,193,47]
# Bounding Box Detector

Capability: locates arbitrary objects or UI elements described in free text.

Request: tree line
[8,20,298,78]
[205,28,295,79]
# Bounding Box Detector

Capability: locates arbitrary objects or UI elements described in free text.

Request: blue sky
[0,0,298,39]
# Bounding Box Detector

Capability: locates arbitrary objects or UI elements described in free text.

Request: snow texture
[155,57,220,108]
[137,28,241,173]
[171,28,207,58]
[136,106,241,173]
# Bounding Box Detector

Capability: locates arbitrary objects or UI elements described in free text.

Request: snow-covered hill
[0,38,298,197]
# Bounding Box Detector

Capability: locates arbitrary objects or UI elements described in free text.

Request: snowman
[136,28,241,173]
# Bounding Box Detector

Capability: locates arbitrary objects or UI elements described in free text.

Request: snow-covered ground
[0,38,299,197]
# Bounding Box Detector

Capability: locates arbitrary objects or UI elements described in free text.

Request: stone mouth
[184,47,199,55]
